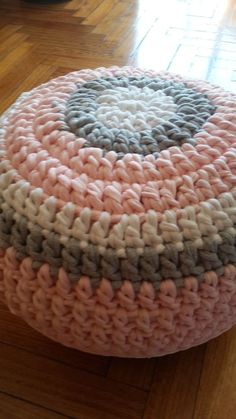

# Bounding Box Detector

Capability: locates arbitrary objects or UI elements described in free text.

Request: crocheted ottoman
[1,67,236,358]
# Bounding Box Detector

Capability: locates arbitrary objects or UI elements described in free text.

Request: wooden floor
[1,0,236,418]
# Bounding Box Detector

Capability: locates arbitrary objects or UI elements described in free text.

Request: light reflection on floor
[131,0,236,91]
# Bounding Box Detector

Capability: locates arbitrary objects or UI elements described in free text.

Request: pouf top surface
[1,66,236,357]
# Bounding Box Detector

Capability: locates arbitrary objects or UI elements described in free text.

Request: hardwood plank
[0,303,109,377]
[35,37,114,60]
[82,0,118,26]
[0,23,23,41]
[93,1,133,36]
[0,42,33,79]
[73,0,104,18]
[0,6,81,25]
[108,358,156,391]
[115,5,158,58]
[49,56,128,70]
[0,392,71,419]
[193,328,236,419]
[65,0,87,11]
[0,342,146,419]
[0,32,29,57]
[144,346,206,419]
[0,63,56,113]
[5,20,91,37]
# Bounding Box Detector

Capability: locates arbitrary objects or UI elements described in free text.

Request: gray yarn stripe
[0,205,235,289]
[64,76,216,158]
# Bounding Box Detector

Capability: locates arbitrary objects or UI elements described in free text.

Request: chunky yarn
[1,66,236,357]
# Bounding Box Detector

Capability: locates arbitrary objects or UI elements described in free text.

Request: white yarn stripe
[95,86,177,132]
[1,170,236,255]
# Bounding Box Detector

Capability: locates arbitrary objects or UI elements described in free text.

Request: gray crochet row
[0,206,235,289]
[64,76,216,157]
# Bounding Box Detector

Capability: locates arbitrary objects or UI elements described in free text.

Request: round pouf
[1,66,236,358]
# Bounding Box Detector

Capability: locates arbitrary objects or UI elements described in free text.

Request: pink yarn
[3,68,236,218]
[0,247,236,357]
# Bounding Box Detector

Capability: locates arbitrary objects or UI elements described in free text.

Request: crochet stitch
[1,66,236,357]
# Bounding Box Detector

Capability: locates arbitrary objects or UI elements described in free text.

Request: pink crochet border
[1,247,236,357]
